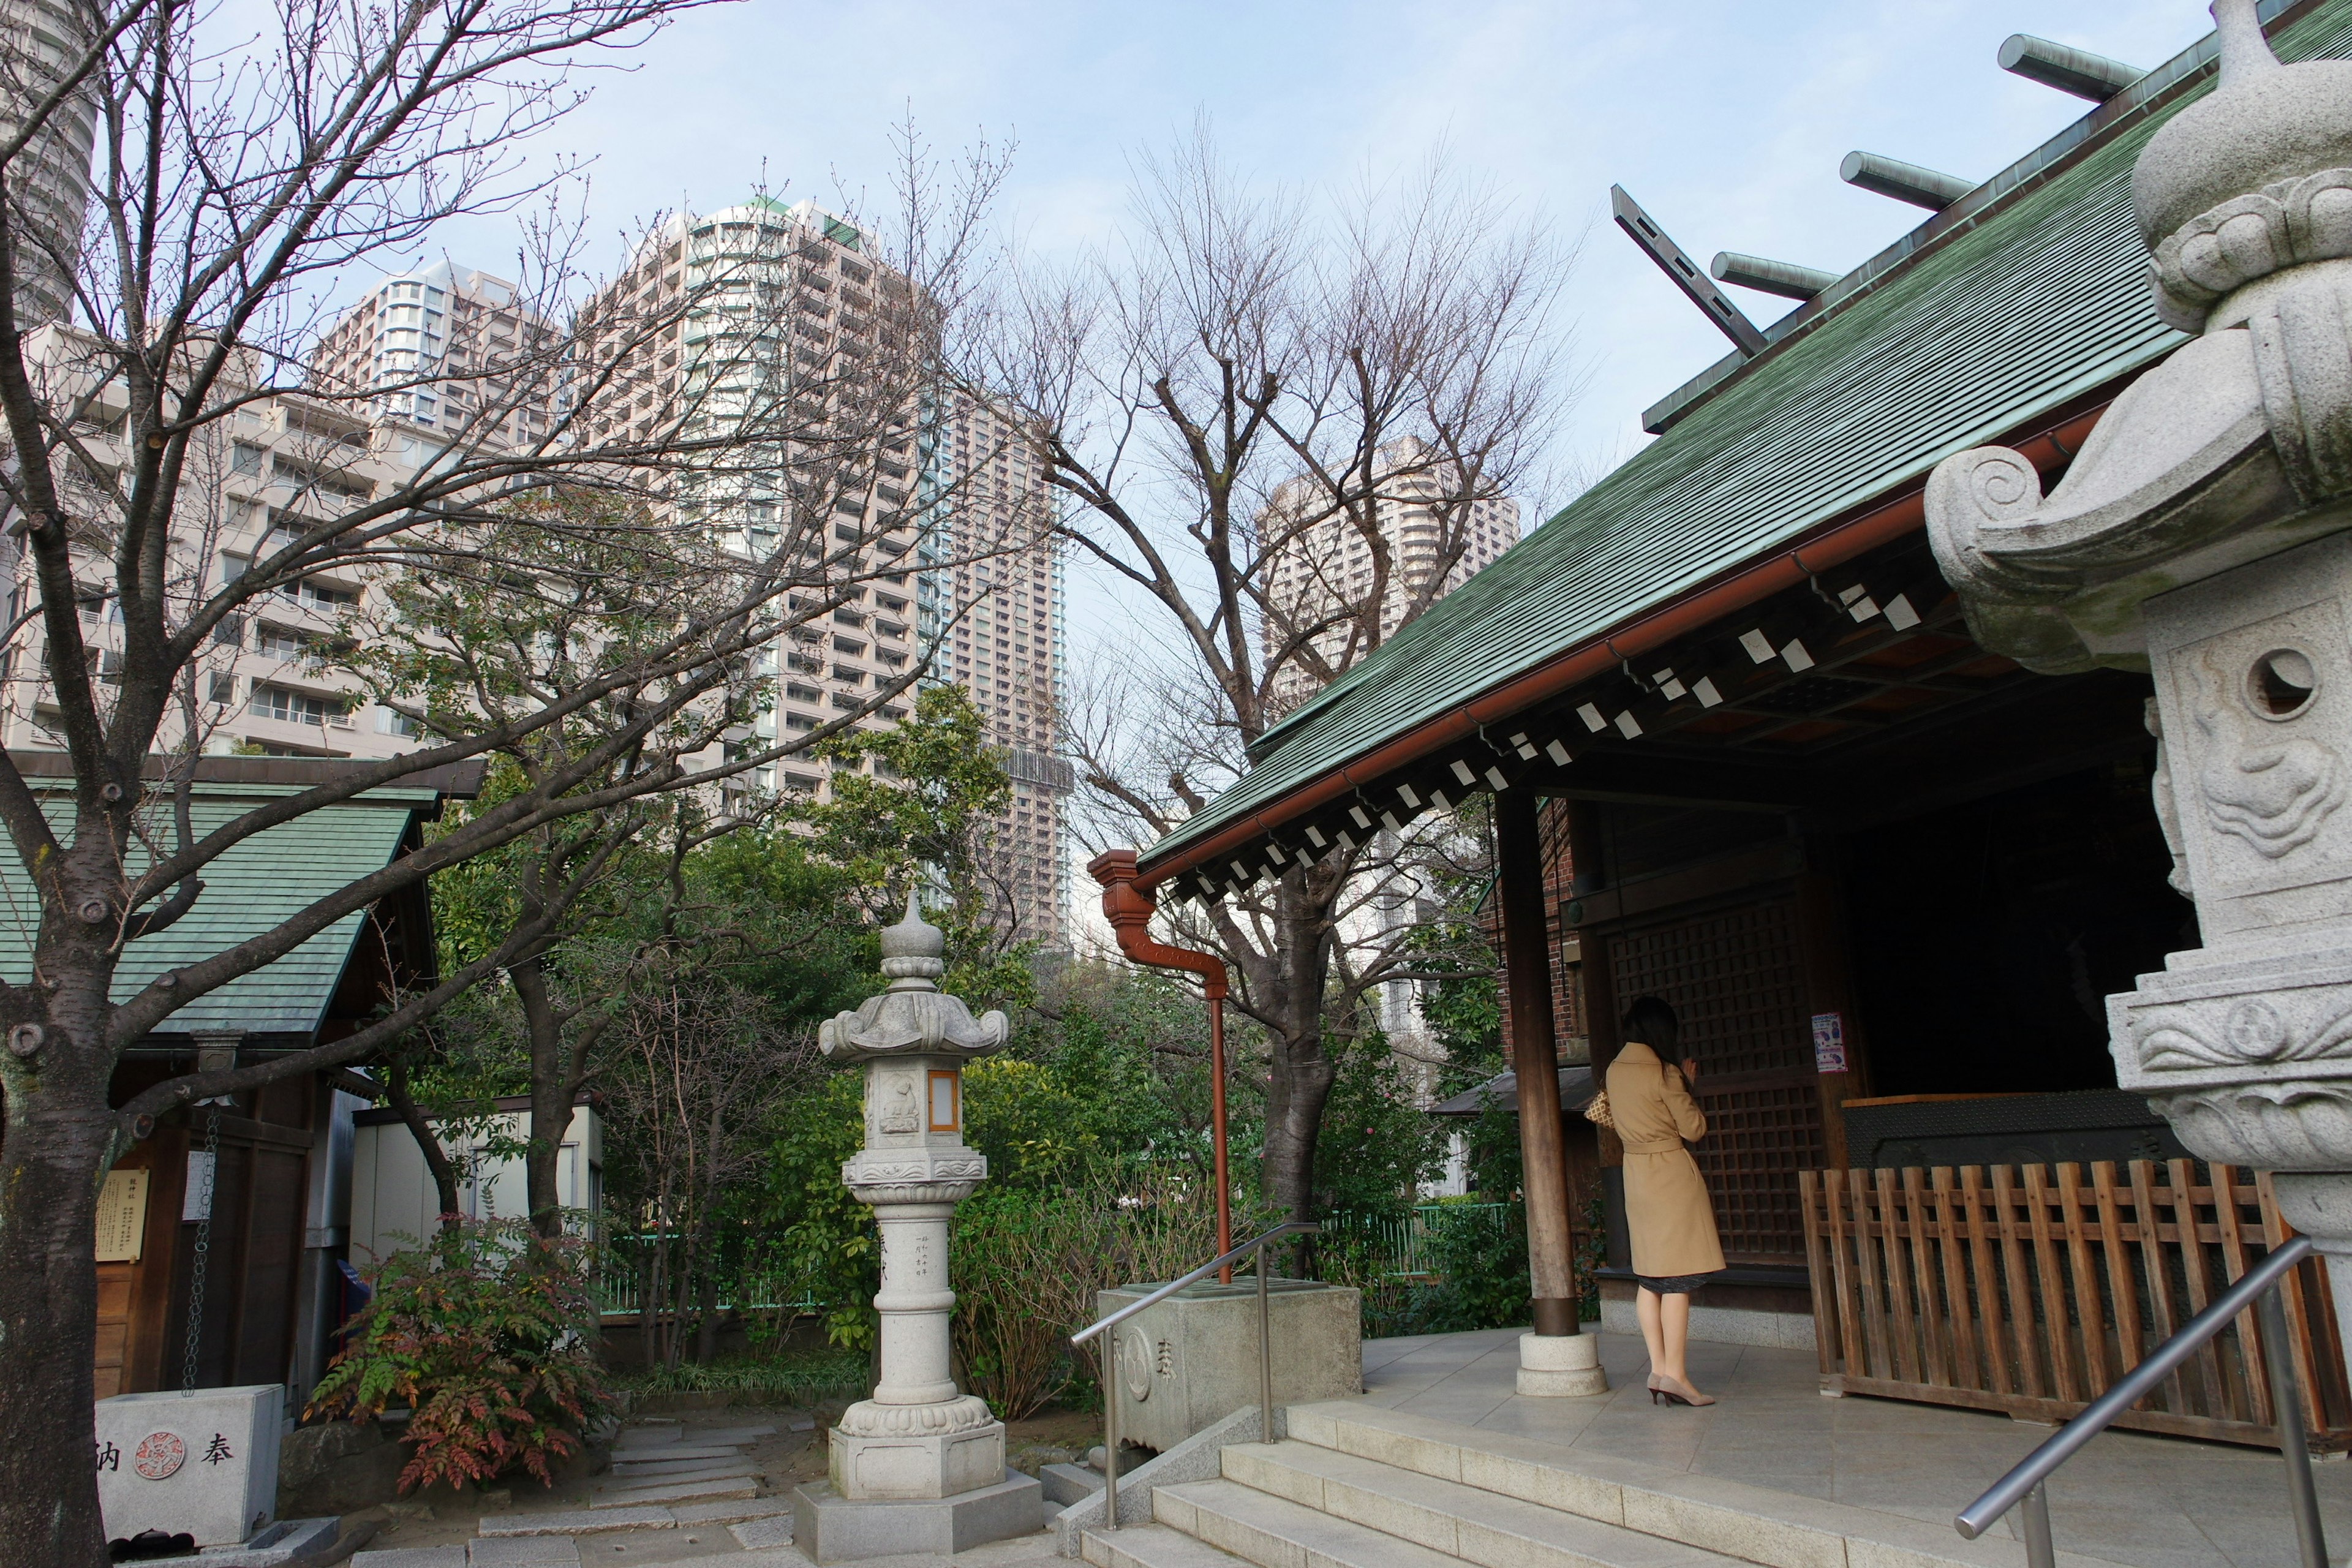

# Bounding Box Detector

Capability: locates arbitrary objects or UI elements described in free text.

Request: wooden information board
[95,1169,149,1263]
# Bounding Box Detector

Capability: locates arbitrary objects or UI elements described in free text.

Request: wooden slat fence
[1799,1161,2352,1450]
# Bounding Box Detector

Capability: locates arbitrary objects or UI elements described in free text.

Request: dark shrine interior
[1839,751,2195,1096]
[1551,540,2198,1106]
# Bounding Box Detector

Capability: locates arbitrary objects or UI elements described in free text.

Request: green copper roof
[1140,1,2352,879]
[0,783,429,1036]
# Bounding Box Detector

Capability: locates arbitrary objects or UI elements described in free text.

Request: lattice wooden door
[1610,899,1824,1264]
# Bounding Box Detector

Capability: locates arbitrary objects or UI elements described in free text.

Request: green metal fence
[595,1237,823,1319]
[1320,1202,1512,1281]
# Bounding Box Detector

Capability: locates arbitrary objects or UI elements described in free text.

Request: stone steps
[445,1416,802,1561]
[589,1472,760,1507]
[1080,1520,1256,1568]
[1277,1401,2124,1568]
[1215,1441,1746,1568]
[1164,1468,1744,1568]
[1074,1399,2136,1568]
[608,1442,756,1463]
[605,1456,763,1482]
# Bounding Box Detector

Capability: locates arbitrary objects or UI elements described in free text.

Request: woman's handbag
[1583,1088,1613,1130]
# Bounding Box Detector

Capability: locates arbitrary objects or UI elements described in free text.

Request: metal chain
[180,1107,219,1394]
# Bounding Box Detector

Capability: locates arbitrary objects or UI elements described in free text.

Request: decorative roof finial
[819,879,1007,1060]
[879,882,946,990]
[2213,0,2282,86]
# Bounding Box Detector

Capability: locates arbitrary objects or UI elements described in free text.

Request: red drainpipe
[1089,849,1233,1275]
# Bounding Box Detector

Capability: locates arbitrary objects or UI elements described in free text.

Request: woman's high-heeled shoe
[1651,1374,1715,1407]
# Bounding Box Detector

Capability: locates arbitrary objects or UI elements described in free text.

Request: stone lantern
[790,891,1042,1562]
[1925,2,2352,1320]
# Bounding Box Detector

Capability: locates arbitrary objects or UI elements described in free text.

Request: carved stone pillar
[793,893,1041,1562]
[1924,2,2352,1329]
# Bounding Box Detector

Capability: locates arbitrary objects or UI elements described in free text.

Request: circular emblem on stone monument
[1120,1328,1153,1403]
[2224,999,2290,1061]
[133,1431,186,1480]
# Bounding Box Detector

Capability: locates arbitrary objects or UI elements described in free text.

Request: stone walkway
[358,1328,2352,1567]
[1362,1325,2352,1568]
[353,1415,830,1567]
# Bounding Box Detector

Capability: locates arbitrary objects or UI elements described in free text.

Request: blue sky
[422,0,2217,490]
[396,0,2230,918]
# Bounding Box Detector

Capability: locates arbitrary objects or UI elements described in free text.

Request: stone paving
[353,1413,840,1568]
[358,1327,2352,1568]
[1361,1325,2352,1568]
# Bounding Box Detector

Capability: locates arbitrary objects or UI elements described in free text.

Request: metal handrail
[1955,1232,2327,1568]
[1072,1219,1319,1531]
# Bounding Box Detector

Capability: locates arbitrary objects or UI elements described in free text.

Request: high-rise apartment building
[0,0,98,328]
[930,394,1069,946]
[1261,438,1518,705]
[577,198,1069,945]
[0,325,438,759]
[307,260,559,447]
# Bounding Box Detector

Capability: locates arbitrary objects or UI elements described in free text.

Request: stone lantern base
[791,1469,1042,1562]
[826,1396,1010,1500]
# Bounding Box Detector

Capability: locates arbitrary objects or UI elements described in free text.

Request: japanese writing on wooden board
[96,1169,149,1263]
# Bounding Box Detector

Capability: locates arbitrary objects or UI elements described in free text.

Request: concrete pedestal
[1515,1330,1607,1396]
[1093,1278,1360,1453]
[96,1384,282,1548]
[791,1469,1041,1562]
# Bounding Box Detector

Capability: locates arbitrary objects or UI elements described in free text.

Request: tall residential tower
[579,198,1069,944]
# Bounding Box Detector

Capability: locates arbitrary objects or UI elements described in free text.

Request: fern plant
[309,1218,612,1493]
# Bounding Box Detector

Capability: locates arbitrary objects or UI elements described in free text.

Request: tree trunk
[384,1063,461,1229]
[511,956,571,1238]
[0,1022,118,1565]
[694,1253,722,1365]
[667,1227,697,1372]
[1259,872,1338,1245]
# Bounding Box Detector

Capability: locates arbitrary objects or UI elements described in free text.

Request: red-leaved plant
[309,1218,612,1492]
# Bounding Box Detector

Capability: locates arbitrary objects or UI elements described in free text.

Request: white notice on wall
[182,1150,216,1222]
[96,1169,149,1262]
[1811,1012,1848,1075]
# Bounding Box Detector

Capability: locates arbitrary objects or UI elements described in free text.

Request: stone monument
[97,1384,283,1548]
[1925,1,2352,1328]
[791,891,1042,1562]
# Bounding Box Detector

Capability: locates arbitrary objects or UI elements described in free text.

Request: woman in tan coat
[1607,995,1725,1406]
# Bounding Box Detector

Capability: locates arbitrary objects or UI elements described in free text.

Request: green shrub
[309,1219,612,1493]
[950,1167,1251,1420]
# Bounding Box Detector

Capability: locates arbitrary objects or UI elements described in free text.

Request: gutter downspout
[1089,849,1233,1279]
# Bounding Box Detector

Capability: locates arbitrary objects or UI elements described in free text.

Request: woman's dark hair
[1622,995,1682,1063]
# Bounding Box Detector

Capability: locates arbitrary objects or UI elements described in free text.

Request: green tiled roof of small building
[0,781,431,1036]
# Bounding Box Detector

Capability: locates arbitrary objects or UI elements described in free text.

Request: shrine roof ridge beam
[1712,252,1841,303]
[1643,0,2322,435]
[1841,152,1978,211]
[1611,185,1768,356]
[2000,34,2147,101]
[1130,403,2107,894]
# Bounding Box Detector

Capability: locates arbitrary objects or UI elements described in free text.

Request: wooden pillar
[1496,789,1579,1335]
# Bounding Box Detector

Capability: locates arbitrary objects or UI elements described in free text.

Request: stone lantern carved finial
[2214,0,2282,87]
[818,887,1007,1061]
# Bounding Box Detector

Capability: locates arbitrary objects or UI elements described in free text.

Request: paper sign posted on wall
[1812,1012,1847,1075]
